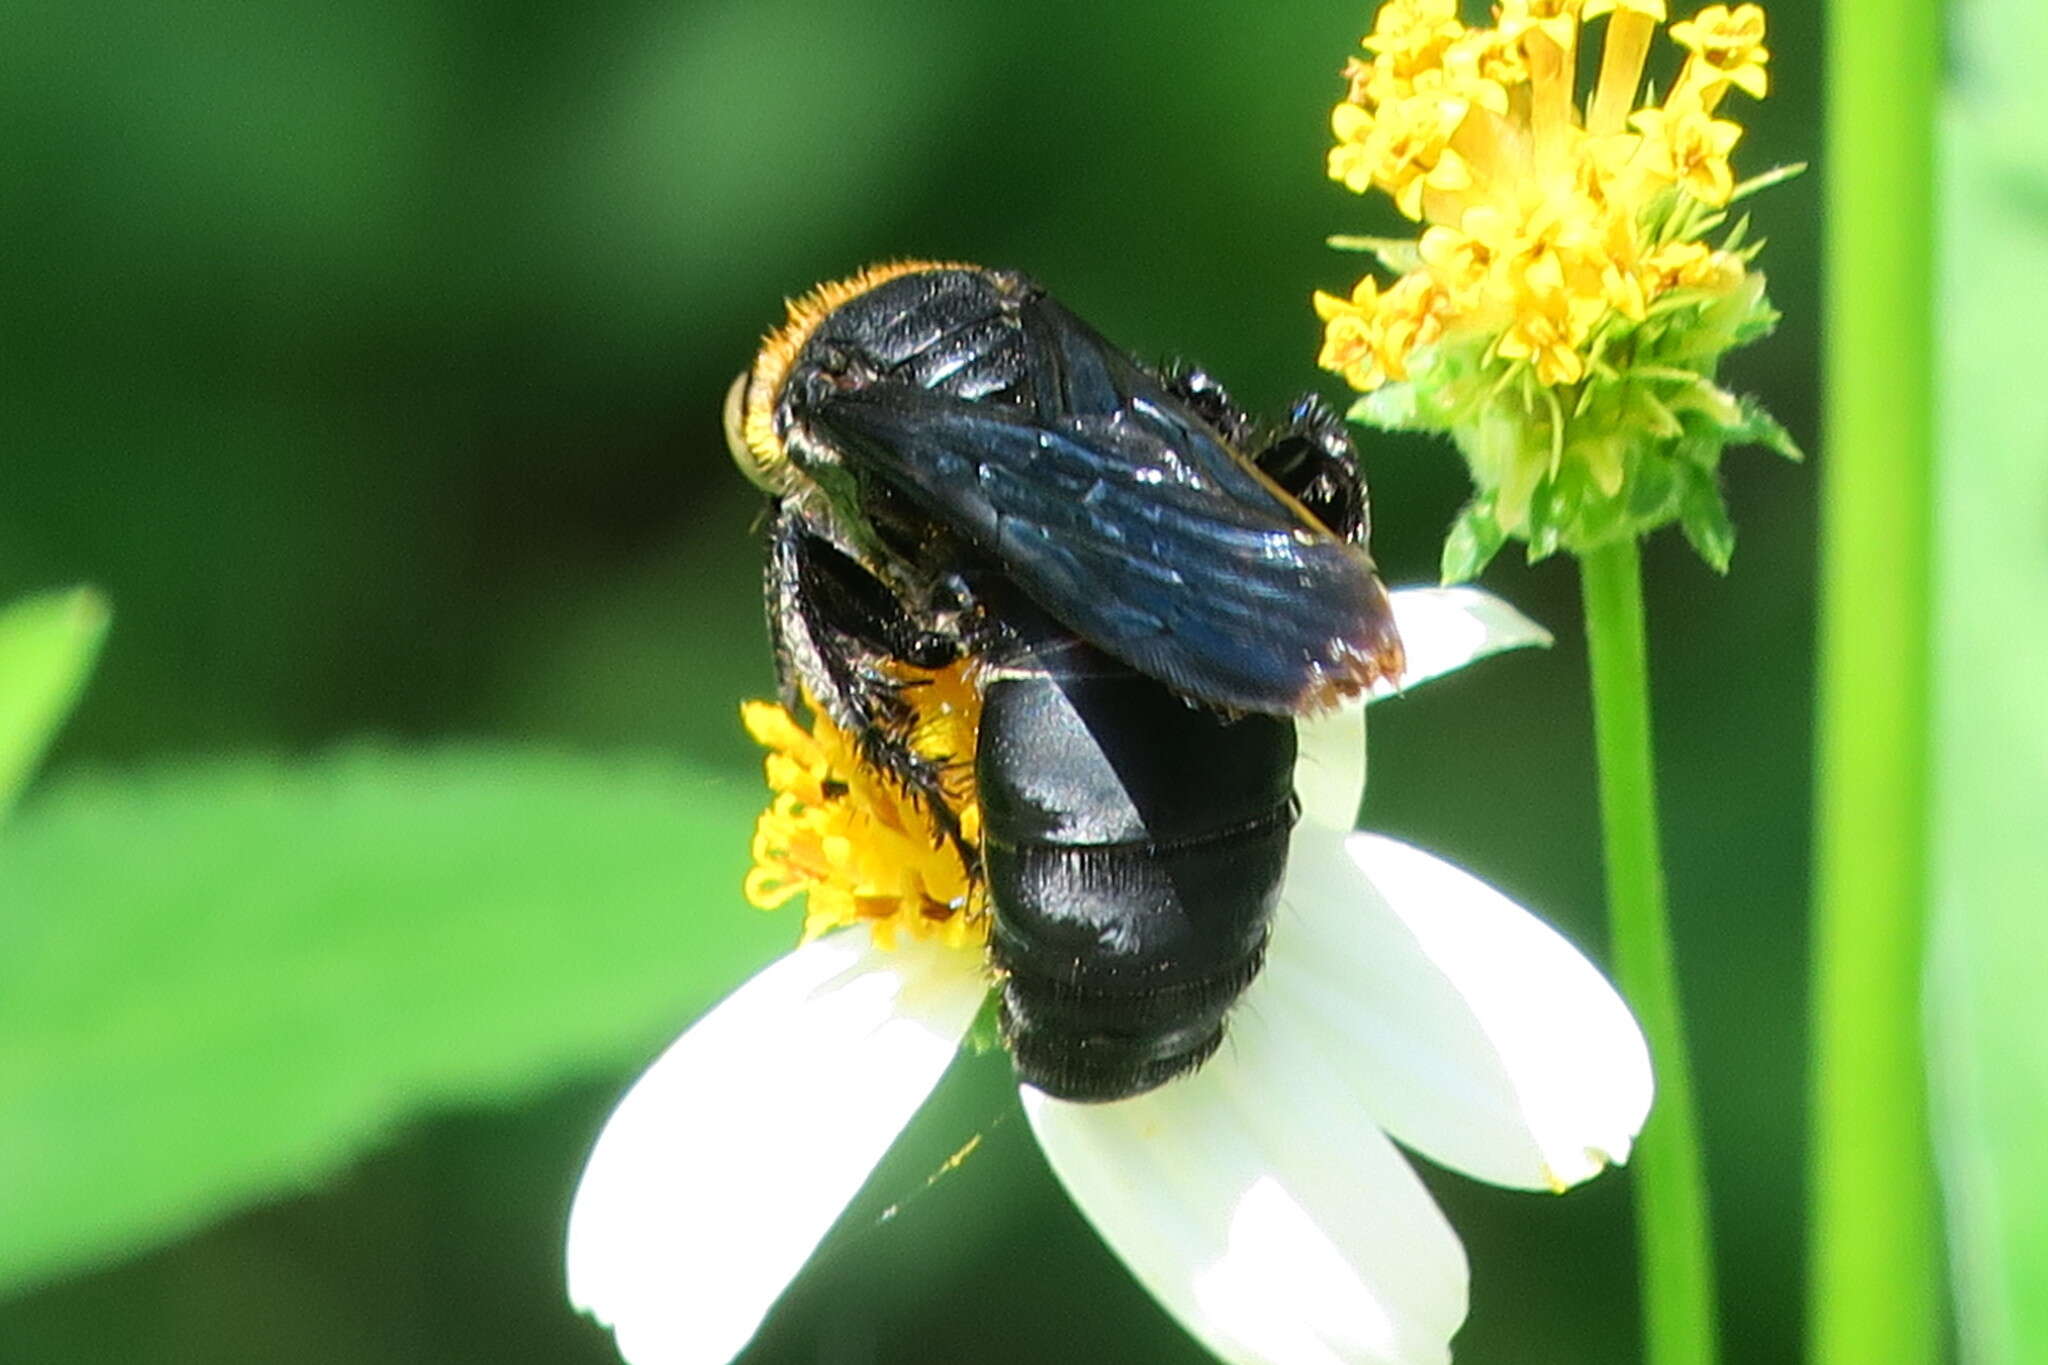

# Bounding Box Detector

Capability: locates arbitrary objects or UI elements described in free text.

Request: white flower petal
[1375,587,1554,699]
[1296,703,1369,832]
[1298,589,1549,832]
[1270,828,1652,1192]
[1024,1001,1469,1365]
[566,931,987,1365]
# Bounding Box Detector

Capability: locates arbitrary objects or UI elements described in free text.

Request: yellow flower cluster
[1318,0,1770,394]
[741,665,986,951]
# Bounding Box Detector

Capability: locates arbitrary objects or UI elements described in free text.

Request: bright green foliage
[1930,0,2048,1357]
[1811,0,1944,1359]
[0,587,109,821]
[0,748,785,1294]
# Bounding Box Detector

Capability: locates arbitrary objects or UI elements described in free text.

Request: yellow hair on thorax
[738,259,979,493]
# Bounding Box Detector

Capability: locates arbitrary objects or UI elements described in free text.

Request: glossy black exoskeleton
[724,262,1402,1101]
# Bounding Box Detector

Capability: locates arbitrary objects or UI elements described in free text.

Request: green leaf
[0,587,109,822]
[0,746,789,1293]
[1323,234,1423,273]
[1676,465,1736,574]
[1930,1,2048,1354]
[1623,446,1681,526]
[1734,395,1806,461]
[1721,212,1753,253]
[1350,382,1424,431]
[1727,160,1809,204]
[1439,500,1505,583]
[1522,528,1562,565]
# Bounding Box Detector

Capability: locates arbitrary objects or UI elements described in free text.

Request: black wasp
[722,262,1403,1102]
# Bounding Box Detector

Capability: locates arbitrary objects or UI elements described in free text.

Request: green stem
[1812,0,1944,1358]
[1580,537,1719,1365]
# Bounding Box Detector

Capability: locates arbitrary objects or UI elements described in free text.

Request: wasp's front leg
[765,503,970,849]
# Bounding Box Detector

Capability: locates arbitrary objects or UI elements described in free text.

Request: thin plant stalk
[1580,538,1720,1365]
[1811,0,1945,1358]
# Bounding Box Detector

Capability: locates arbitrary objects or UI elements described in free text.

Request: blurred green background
[0,2,1820,1361]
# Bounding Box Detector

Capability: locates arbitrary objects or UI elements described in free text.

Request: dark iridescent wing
[804,288,1402,713]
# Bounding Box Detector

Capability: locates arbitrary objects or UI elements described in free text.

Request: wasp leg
[1155,366,1369,545]
[766,505,968,848]
[1249,393,1370,546]
[1156,361,1257,451]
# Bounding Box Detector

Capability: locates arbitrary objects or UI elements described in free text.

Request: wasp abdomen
[977,642,1297,1103]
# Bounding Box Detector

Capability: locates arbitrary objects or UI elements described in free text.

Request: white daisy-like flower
[566,586,1653,1365]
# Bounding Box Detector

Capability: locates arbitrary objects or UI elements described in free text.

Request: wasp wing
[809,385,1402,715]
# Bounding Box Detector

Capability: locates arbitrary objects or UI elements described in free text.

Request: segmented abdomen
[976,638,1297,1103]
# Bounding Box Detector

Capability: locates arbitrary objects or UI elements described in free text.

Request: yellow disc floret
[1315,0,1799,573]
[1669,4,1770,105]
[1319,0,1774,399]
[741,660,987,952]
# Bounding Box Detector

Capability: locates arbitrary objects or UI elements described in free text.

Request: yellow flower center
[1319,0,1772,394]
[741,662,988,952]
[1669,3,1770,105]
